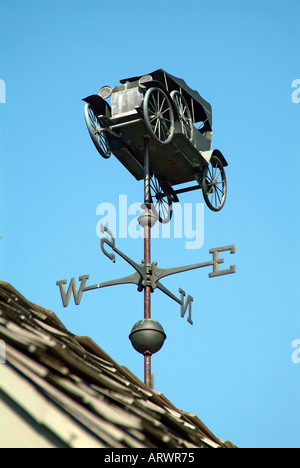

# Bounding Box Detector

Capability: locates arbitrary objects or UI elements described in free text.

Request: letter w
[56,275,89,307]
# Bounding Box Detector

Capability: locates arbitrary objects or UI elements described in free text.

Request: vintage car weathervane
[56,69,236,388]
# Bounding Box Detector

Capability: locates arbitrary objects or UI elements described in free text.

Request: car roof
[120,69,212,129]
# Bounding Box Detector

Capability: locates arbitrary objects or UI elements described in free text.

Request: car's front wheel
[143,87,175,144]
[84,103,111,159]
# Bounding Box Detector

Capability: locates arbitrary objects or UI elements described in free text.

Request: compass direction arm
[156,282,193,325]
[57,272,143,308]
[156,281,182,305]
[111,244,145,276]
[84,272,142,291]
[100,224,145,276]
[153,259,221,283]
[151,245,236,286]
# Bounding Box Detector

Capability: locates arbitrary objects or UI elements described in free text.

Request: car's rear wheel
[202,155,227,211]
[149,175,173,223]
[170,90,193,141]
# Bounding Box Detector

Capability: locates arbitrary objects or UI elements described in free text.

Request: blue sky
[1,0,299,448]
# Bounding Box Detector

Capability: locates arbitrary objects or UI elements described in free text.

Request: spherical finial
[129,319,166,355]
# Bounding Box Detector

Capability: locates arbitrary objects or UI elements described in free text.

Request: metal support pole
[144,136,151,206]
[144,352,152,388]
[143,136,152,387]
[144,221,151,320]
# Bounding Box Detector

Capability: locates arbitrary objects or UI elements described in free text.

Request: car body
[83,69,228,216]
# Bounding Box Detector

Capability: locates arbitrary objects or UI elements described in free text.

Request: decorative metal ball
[137,209,157,228]
[129,319,166,355]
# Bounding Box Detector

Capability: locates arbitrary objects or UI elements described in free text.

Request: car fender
[82,94,111,117]
[201,149,228,167]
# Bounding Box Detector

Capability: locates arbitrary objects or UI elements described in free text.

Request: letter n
[56,275,89,307]
[179,288,193,325]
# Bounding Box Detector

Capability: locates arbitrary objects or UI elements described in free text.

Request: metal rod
[144,352,152,388]
[174,184,202,195]
[144,136,152,387]
[144,211,151,321]
[144,136,151,206]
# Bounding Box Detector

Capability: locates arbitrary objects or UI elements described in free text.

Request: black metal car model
[83,69,228,223]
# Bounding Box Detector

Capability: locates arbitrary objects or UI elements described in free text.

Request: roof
[0,281,236,449]
[120,69,213,128]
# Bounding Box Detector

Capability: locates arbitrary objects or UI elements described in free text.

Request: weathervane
[57,70,236,388]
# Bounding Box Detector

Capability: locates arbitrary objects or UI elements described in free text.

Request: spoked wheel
[170,90,193,141]
[202,155,227,212]
[149,175,173,223]
[143,87,175,144]
[84,103,111,159]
